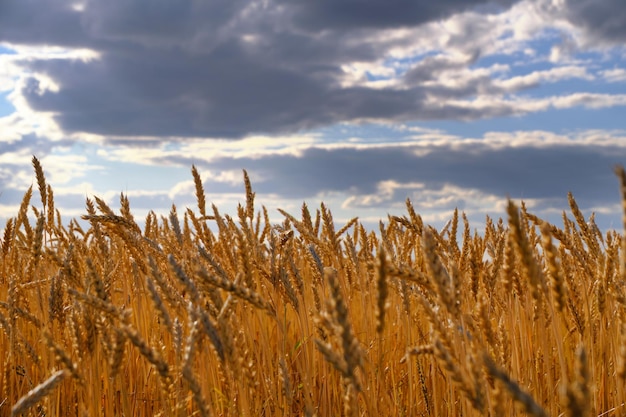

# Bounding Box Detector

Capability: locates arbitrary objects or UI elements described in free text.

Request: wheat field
[2,156,626,416]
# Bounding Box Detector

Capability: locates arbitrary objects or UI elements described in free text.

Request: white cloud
[439,91,626,119]
[494,66,593,90]
[600,68,626,83]
[96,133,321,168]
[6,44,100,62]
[549,93,626,109]
[8,77,64,140]
[339,180,514,229]
[0,54,20,93]
[0,152,101,201]
[38,153,99,185]
[341,180,426,208]
[0,165,32,190]
[0,113,35,143]
[52,181,98,197]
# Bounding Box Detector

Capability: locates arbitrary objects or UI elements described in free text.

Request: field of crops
[2,156,626,416]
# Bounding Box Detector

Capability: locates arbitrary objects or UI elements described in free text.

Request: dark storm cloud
[0,0,85,46]
[277,0,517,30]
[21,42,331,137]
[166,142,626,210]
[79,0,254,47]
[1,0,531,139]
[404,56,470,84]
[560,0,626,44]
[19,44,521,138]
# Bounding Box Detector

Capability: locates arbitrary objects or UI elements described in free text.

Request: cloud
[240,145,620,205]
[492,66,593,90]
[1,0,625,234]
[136,128,624,230]
[534,0,626,52]
[117,129,623,214]
[601,68,626,83]
[0,0,85,46]
[560,0,626,45]
[275,0,518,31]
[4,0,624,141]
[2,126,624,233]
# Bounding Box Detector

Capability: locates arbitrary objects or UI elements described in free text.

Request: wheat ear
[11,370,68,417]
[483,353,548,417]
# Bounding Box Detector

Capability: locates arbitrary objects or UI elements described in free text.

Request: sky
[1,0,626,234]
